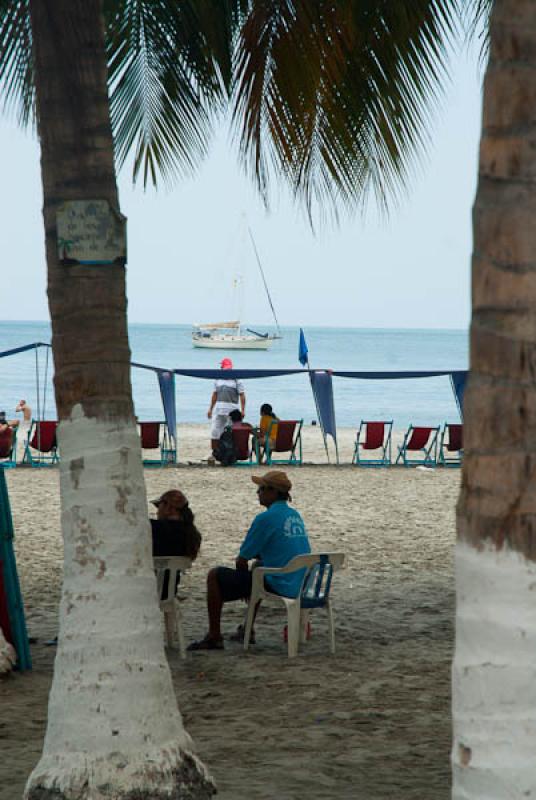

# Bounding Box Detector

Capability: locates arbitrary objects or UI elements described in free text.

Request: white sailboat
[192,225,282,350]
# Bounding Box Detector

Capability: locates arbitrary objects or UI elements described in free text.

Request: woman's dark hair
[178,504,201,559]
[260,403,276,417]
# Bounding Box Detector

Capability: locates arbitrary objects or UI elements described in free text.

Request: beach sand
[0,425,459,800]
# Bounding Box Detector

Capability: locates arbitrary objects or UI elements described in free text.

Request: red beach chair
[352,420,393,466]
[23,421,59,466]
[139,421,176,466]
[439,423,463,466]
[231,424,257,465]
[0,427,17,469]
[395,424,440,467]
[264,419,303,465]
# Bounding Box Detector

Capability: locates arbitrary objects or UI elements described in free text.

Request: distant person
[258,403,279,463]
[207,357,246,456]
[228,409,252,429]
[15,399,32,423]
[188,470,311,651]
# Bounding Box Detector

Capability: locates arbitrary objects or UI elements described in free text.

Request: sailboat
[192,226,282,350]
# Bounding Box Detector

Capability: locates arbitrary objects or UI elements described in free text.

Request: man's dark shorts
[215,566,253,602]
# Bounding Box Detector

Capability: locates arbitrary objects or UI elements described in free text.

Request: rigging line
[247,225,281,336]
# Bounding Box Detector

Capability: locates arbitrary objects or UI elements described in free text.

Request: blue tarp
[4,344,469,437]
[309,370,337,449]
[157,371,177,443]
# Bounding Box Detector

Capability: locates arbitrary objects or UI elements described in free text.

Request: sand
[0,425,459,800]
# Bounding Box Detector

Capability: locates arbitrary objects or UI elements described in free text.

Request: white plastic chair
[243,552,345,658]
[153,556,192,659]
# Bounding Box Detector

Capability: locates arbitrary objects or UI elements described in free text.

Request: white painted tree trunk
[0,625,16,674]
[452,543,536,798]
[24,408,215,798]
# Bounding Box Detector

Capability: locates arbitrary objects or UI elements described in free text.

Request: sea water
[0,321,468,430]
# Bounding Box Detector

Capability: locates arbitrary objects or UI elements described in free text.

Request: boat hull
[192,335,274,350]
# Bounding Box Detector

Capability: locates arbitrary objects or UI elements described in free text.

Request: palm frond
[105,0,239,187]
[232,0,463,221]
[0,0,34,127]
[462,0,492,64]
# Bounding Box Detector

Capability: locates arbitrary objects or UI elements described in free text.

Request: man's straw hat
[251,471,292,493]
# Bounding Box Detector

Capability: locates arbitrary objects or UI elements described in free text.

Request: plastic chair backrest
[30,421,57,453]
[446,424,463,451]
[139,422,161,449]
[363,422,385,450]
[406,426,433,450]
[231,425,251,460]
[301,554,334,609]
[273,420,297,452]
[0,429,13,459]
[153,556,192,602]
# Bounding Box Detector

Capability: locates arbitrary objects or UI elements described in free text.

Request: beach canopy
[3,344,468,457]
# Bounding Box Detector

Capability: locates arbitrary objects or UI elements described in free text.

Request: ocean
[0,321,468,430]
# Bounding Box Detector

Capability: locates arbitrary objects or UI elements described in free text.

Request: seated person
[151,489,202,597]
[258,403,278,462]
[188,470,311,651]
[228,409,252,429]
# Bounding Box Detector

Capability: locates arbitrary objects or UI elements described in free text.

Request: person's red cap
[220,358,233,369]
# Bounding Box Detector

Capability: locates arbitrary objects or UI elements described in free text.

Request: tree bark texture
[454,2,536,797]
[24,3,215,798]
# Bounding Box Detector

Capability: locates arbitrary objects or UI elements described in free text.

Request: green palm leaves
[0,1,491,214]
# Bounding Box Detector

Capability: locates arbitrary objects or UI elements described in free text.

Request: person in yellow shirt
[258,403,278,462]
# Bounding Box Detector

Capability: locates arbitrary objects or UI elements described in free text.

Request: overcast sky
[0,46,483,330]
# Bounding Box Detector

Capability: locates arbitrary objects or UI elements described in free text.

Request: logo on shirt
[283,515,305,538]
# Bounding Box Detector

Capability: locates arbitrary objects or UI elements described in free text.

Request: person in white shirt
[207,357,246,453]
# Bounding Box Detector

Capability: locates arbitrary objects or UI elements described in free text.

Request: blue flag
[298,328,309,366]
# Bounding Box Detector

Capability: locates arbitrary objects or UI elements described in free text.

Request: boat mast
[247,226,282,337]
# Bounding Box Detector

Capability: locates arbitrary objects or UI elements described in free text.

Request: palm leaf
[105,0,239,186]
[0,0,34,127]
[232,0,463,220]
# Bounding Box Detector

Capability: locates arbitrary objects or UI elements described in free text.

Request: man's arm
[207,391,217,419]
[239,392,246,416]
[235,556,249,571]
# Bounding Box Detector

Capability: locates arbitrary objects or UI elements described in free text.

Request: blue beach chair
[352,420,392,466]
[396,425,439,467]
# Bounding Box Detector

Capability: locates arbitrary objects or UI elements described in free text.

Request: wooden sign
[56,200,127,265]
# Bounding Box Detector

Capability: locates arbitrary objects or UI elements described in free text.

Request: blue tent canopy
[2,344,468,456]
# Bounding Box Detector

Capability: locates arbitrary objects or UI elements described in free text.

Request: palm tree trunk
[24,3,214,797]
[453,1,536,797]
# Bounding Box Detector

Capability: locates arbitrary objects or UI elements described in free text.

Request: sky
[0,47,483,330]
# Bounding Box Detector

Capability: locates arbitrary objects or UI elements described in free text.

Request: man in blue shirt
[188,470,311,651]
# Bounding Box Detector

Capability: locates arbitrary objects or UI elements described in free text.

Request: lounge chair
[154,556,192,659]
[243,552,346,658]
[439,422,463,466]
[231,424,257,465]
[263,419,303,465]
[0,427,17,469]
[396,425,439,467]
[139,421,176,466]
[23,421,59,466]
[352,420,392,466]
